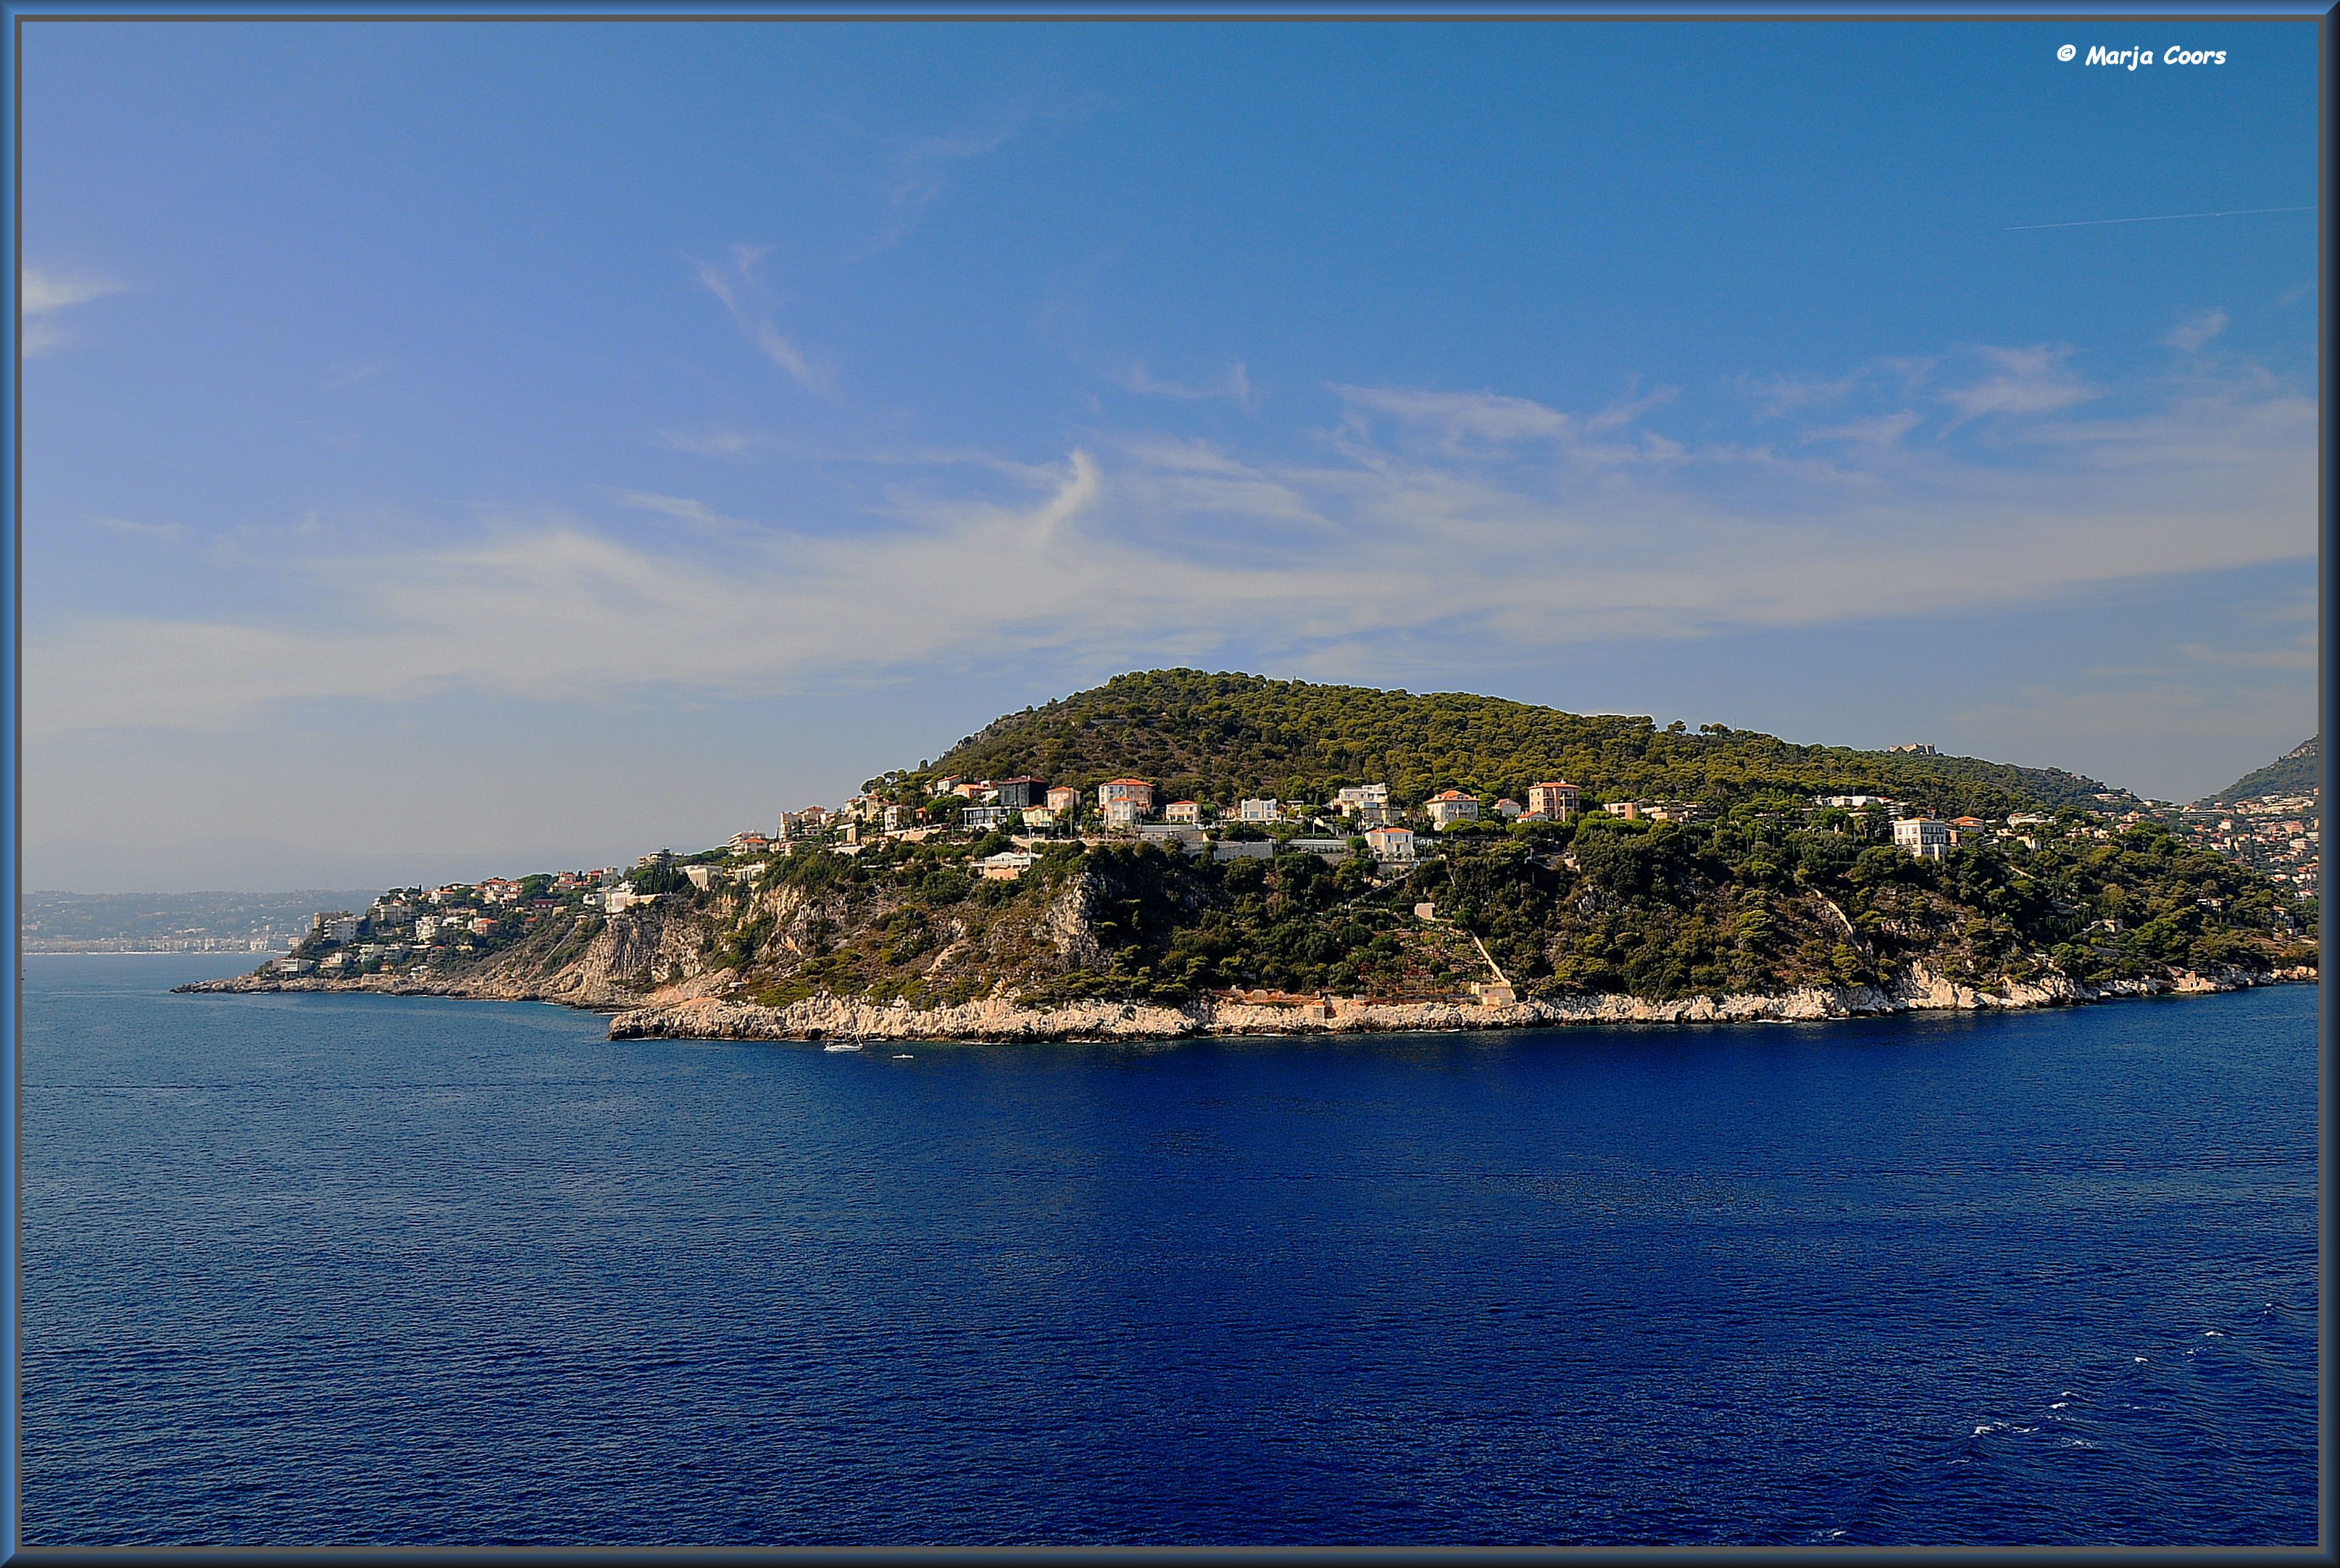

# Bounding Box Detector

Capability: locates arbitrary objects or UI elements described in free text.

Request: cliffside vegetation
[728,809,2312,1008]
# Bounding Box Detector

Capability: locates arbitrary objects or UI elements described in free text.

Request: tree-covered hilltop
[902,670,2133,819]
[2199,736,2320,806]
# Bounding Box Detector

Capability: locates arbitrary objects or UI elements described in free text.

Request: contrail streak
[2006,205,2314,232]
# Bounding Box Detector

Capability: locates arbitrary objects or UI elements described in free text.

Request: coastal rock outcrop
[602,964,2316,1045]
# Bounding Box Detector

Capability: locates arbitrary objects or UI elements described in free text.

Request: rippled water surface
[21,956,2318,1546]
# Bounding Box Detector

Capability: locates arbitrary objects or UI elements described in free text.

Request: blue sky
[22,19,2320,891]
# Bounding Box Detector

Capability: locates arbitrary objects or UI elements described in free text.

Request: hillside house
[1164,800,1203,825]
[1238,798,1279,823]
[1425,791,1481,830]
[1099,778,1154,810]
[1525,781,1581,820]
[1046,785,1081,814]
[996,777,1047,809]
[1893,817,1952,859]
[1365,825,1418,862]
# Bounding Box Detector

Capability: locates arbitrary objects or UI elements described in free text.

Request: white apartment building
[1893,817,1952,859]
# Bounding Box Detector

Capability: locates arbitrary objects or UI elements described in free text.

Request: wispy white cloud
[1803,409,1923,447]
[1331,385,1572,450]
[91,514,186,541]
[656,427,764,459]
[322,359,391,389]
[26,345,2313,741]
[2160,306,2229,353]
[1741,356,1935,418]
[1583,381,1676,434]
[1938,344,2094,428]
[22,263,126,356]
[879,114,1026,243]
[692,248,832,393]
[1118,360,1256,408]
[605,489,762,533]
[2174,637,2317,672]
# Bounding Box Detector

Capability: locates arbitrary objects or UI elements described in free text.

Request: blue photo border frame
[0,4,2327,1560]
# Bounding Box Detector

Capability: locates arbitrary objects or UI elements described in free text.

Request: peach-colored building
[1099,778,1154,809]
[1525,781,1581,820]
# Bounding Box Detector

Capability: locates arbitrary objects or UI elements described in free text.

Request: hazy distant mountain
[2199,737,2320,806]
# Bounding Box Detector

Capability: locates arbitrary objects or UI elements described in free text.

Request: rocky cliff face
[176,865,2317,1046]
[604,963,2317,1045]
[177,898,734,1009]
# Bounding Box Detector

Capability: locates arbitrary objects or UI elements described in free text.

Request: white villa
[1425,791,1481,830]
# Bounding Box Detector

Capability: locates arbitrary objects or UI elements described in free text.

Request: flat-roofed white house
[978,851,1037,880]
[1424,791,1481,830]
[961,806,1012,830]
[1336,783,1391,814]
[1893,817,1952,859]
[1238,797,1279,823]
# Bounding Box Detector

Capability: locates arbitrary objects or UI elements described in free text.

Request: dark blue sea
[18,955,2320,1546]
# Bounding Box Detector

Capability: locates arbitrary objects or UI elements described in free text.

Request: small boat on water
[823,1040,864,1053]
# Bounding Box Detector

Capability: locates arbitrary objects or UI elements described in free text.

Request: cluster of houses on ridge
[2163,794,2320,891]
[847,775,1633,877]
[273,758,2260,978]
